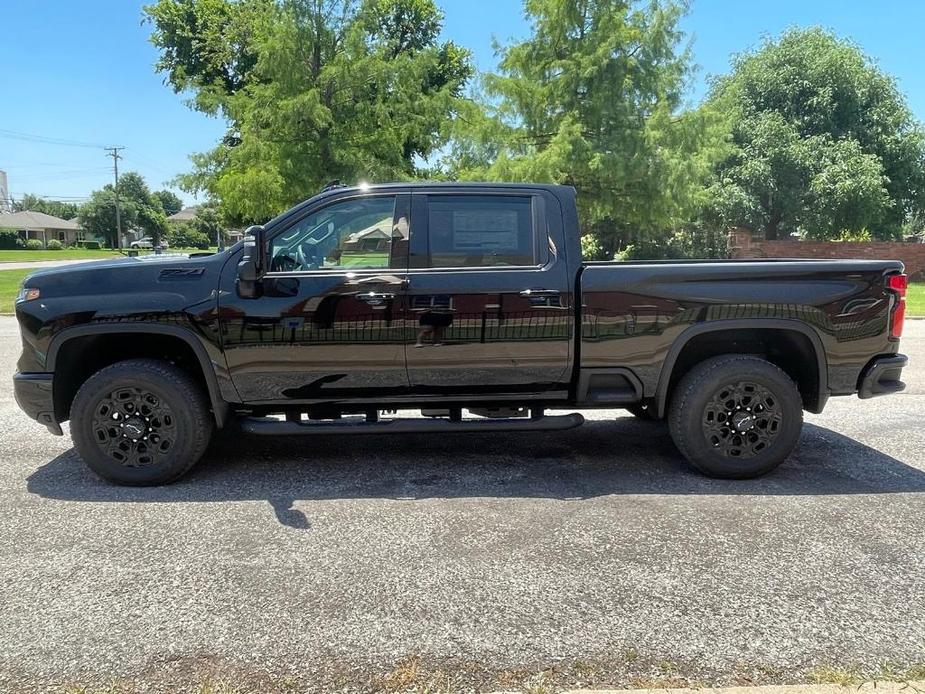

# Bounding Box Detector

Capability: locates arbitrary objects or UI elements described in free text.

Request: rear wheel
[70,359,213,485]
[668,355,803,479]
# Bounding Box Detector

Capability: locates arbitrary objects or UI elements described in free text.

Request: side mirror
[236,224,266,299]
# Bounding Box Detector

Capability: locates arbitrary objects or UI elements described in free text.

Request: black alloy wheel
[668,355,803,479]
[71,359,213,485]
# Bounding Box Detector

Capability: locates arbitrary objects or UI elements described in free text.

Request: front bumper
[857,354,908,399]
[12,373,62,435]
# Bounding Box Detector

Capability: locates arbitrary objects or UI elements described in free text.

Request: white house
[0,210,87,247]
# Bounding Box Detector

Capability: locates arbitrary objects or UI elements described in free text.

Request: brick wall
[727,229,925,280]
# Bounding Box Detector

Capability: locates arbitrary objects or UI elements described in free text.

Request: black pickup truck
[13,183,909,485]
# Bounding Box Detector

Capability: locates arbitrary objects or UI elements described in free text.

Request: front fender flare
[46,323,229,428]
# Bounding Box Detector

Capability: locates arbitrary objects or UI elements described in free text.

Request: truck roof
[266,181,575,229]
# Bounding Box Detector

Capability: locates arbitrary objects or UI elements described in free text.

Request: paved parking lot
[0,316,923,692]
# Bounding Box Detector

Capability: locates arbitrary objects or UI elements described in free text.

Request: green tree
[153,190,184,216]
[191,203,223,245]
[166,222,212,249]
[77,189,120,247]
[13,194,79,220]
[146,0,473,224]
[448,0,724,257]
[77,172,169,247]
[702,28,925,240]
[145,0,272,116]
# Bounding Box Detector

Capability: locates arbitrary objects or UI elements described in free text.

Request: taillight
[887,273,907,339]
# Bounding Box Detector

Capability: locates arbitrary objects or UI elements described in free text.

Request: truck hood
[22,252,217,280]
[17,250,234,314]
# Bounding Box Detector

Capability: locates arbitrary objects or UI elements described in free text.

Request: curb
[541,683,925,694]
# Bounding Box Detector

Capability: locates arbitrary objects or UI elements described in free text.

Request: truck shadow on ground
[27,418,925,529]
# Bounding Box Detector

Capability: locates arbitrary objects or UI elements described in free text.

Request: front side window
[269,195,399,272]
[426,195,536,268]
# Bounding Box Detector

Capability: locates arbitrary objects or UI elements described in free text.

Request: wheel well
[662,328,822,414]
[52,333,211,423]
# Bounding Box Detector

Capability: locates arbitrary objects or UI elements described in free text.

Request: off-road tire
[668,355,803,479]
[71,359,213,486]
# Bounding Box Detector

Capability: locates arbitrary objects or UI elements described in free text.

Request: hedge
[0,229,23,250]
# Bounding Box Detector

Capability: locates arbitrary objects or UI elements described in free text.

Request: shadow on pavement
[26,419,925,529]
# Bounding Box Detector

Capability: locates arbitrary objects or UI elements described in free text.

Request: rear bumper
[858,354,907,399]
[12,372,62,435]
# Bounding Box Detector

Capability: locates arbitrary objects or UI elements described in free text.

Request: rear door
[403,188,573,397]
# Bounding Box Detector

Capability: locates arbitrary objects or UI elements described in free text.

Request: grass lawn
[908,282,924,317]
[0,269,33,313]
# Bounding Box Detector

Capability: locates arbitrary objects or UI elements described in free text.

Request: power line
[11,169,112,182]
[0,128,114,149]
[125,148,175,175]
[9,192,92,200]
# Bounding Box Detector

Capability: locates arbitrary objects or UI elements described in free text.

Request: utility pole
[105,147,125,249]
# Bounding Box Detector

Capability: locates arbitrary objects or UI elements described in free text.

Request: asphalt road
[1,316,923,692]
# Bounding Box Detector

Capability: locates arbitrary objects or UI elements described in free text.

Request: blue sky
[1,0,924,206]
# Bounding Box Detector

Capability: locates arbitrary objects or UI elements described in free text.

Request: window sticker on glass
[452,210,519,250]
[427,195,535,267]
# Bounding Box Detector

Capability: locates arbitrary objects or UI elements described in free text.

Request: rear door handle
[359,291,395,306]
[519,289,560,297]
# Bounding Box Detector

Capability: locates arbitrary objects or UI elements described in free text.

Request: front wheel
[70,359,214,485]
[668,355,803,479]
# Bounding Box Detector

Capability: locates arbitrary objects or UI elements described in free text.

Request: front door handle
[359,291,395,306]
[348,274,408,288]
[519,289,560,297]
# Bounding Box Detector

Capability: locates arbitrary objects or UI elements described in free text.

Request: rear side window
[426,195,536,268]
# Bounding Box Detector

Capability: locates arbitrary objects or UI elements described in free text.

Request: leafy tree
[77,172,169,247]
[448,0,725,257]
[702,28,925,240]
[146,0,272,116]
[145,0,473,224]
[13,194,78,220]
[191,203,223,246]
[903,211,925,241]
[153,190,184,216]
[77,189,121,248]
[166,222,212,249]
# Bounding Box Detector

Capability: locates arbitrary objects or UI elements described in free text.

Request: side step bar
[240,412,585,436]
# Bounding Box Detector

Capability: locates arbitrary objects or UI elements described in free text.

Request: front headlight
[15,285,40,303]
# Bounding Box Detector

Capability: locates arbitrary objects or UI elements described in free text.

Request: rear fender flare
[654,319,828,417]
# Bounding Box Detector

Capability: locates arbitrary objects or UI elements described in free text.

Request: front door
[219,192,411,403]
[403,190,573,397]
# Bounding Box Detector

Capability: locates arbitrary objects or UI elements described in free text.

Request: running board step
[240,413,585,436]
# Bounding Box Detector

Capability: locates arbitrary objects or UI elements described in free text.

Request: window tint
[269,196,399,272]
[426,195,536,268]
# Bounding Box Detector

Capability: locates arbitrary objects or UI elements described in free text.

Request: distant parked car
[129,237,169,249]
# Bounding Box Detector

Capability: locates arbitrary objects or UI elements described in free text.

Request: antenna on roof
[321,179,345,193]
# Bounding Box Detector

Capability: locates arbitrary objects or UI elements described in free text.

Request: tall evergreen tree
[448,0,724,257]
